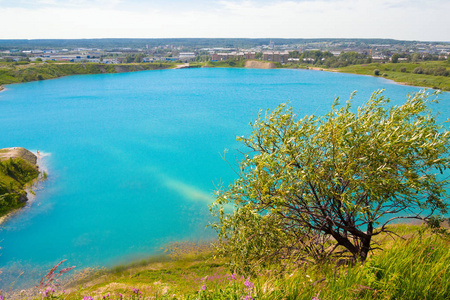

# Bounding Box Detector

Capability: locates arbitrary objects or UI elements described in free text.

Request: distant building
[211,51,256,61]
[143,57,155,63]
[262,51,289,64]
[179,52,196,60]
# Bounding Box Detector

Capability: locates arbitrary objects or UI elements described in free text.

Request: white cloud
[0,0,449,40]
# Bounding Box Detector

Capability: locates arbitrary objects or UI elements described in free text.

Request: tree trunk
[359,222,373,262]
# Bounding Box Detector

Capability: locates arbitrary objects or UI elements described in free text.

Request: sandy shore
[0,85,4,92]
[307,66,339,72]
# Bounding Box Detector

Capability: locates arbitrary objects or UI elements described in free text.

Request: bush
[413,67,424,74]
[400,67,407,72]
[374,69,380,76]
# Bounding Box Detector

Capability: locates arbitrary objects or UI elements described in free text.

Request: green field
[336,61,450,91]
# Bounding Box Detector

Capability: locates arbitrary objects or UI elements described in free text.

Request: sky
[1,0,449,41]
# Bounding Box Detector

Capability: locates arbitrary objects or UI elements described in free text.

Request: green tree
[125,55,133,63]
[411,53,421,62]
[391,53,399,63]
[211,90,450,273]
[134,54,145,63]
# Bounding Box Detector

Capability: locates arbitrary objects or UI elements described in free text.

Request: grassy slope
[336,61,450,91]
[24,224,448,300]
[0,157,40,216]
[0,62,175,86]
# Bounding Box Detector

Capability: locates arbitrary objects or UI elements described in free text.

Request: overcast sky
[1,0,449,41]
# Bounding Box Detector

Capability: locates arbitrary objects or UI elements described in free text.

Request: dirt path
[245,60,276,69]
[175,63,190,69]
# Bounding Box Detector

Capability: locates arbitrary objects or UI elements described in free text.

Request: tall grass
[255,227,450,300]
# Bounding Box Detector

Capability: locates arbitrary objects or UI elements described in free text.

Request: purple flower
[83,296,93,300]
[312,297,320,300]
[199,283,206,292]
[244,278,254,289]
[231,273,237,280]
[132,288,141,294]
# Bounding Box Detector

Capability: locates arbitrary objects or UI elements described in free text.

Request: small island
[0,147,41,220]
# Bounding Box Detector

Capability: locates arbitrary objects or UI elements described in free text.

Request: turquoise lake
[0,68,449,287]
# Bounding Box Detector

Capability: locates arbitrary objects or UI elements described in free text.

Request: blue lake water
[0,68,449,288]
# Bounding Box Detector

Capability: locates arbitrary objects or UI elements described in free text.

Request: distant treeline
[289,50,449,68]
[0,38,435,50]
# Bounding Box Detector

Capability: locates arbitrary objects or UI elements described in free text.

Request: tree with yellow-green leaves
[210,90,450,273]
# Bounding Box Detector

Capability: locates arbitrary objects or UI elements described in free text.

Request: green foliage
[210,90,450,274]
[0,157,39,216]
[0,63,175,85]
[414,66,449,76]
[373,69,380,75]
[391,53,399,63]
[256,227,450,300]
[206,60,246,68]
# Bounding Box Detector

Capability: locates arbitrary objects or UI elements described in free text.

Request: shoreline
[306,67,445,91]
[1,62,447,92]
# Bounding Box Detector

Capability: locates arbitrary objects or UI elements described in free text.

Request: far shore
[0,61,448,95]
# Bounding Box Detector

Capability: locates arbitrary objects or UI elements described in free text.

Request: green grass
[0,157,40,217]
[205,60,247,68]
[0,62,176,86]
[336,61,450,91]
[16,224,448,300]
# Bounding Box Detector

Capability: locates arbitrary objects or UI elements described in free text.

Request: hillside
[0,147,40,218]
[336,61,450,91]
[0,62,175,86]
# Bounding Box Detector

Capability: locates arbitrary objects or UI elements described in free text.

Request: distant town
[1,38,449,65]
